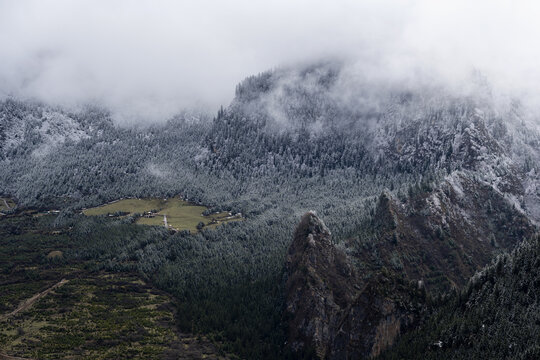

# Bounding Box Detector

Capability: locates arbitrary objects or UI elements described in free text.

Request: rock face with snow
[286,179,537,358]
[281,63,540,357]
[364,174,536,292]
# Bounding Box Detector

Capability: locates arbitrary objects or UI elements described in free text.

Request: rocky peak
[285,212,427,359]
[293,211,331,244]
[285,212,356,358]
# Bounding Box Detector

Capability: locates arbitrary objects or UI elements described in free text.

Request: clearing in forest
[83,197,241,232]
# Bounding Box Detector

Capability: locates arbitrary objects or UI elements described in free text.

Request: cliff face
[285,189,537,359]
[285,212,425,359]
[362,173,536,294]
[285,211,356,358]
[329,272,424,359]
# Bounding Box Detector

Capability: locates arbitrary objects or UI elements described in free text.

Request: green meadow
[83,198,241,232]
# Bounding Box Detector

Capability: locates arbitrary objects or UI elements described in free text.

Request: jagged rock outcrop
[329,271,425,359]
[286,212,425,359]
[358,174,537,293]
[286,211,356,358]
[285,195,537,359]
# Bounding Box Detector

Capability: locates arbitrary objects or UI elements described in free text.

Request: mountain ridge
[1,62,540,359]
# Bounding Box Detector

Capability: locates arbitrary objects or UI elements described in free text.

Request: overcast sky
[1,0,540,123]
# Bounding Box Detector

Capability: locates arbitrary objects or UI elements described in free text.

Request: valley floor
[0,213,230,360]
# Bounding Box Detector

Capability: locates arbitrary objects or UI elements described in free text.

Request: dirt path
[0,279,68,321]
[1,198,10,210]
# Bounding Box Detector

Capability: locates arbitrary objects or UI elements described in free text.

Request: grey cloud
[1,0,540,124]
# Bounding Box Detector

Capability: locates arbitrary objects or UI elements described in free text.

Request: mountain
[285,184,537,358]
[286,211,426,359]
[1,62,540,359]
[0,99,95,159]
[265,65,540,358]
[287,177,535,355]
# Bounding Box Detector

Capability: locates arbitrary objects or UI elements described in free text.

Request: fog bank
[1,0,540,123]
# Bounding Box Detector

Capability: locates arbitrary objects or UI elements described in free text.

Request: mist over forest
[1,2,540,360]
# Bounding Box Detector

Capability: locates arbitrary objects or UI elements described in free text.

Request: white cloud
[1,0,540,123]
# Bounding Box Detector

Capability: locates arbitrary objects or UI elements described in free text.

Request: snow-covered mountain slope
[1,62,540,360]
[0,99,106,160]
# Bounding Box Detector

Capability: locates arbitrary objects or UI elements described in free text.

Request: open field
[82,198,167,216]
[83,198,242,232]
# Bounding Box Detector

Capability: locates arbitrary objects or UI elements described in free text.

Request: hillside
[380,234,540,360]
[1,62,540,359]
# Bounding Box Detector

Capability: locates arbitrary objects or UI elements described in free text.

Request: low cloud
[1,1,540,123]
